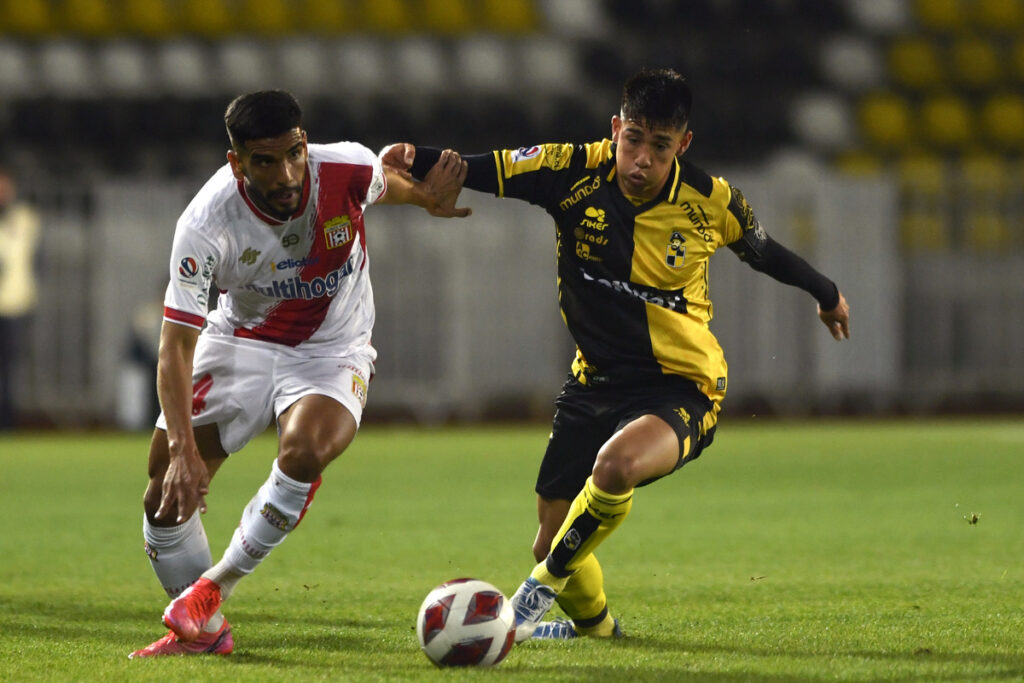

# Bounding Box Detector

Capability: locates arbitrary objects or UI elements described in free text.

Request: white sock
[204,459,320,599]
[143,511,212,599]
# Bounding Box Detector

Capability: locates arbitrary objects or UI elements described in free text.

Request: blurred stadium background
[2,0,1022,428]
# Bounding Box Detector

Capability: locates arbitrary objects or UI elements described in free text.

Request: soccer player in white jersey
[130,90,471,658]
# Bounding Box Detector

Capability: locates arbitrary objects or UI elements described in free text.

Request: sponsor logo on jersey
[580,268,687,312]
[559,175,601,210]
[581,206,607,230]
[271,256,320,272]
[511,145,541,163]
[575,241,603,262]
[178,256,199,278]
[665,231,687,268]
[260,503,290,531]
[540,144,572,171]
[324,215,354,250]
[239,247,261,265]
[244,255,356,300]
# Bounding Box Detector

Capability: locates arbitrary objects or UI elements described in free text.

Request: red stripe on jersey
[237,164,312,226]
[164,306,205,328]
[234,162,372,347]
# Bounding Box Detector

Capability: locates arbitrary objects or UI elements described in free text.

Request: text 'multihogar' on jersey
[487,140,764,409]
[163,142,386,354]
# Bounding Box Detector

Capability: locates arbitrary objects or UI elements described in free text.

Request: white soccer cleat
[509,577,558,643]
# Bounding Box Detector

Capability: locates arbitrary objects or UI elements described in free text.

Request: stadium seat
[858,91,914,150]
[897,153,950,250]
[842,0,913,34]
[790,92,855,152]
[390,38,449,95]
[949,36,1002,91]
[819,34,885,92]
[919,94,975,151]
[181,0,234,38]
[357,0,413,35]
[121,0,179,39]
[238,0,294,36]
[217,39,275,94]
[420,0,474,35]
[912,0,966,32]
[517,37,580,92]
[155,40,214,96]
[958,154,1013,250]
[0,42,36,95]
[887,36,944,90]
[480,0,541,34]
[95,41,151,95]
[832,150,885,176]
[299,0,353,34]
[1,0,56,37]
[37,40,95,95]
[538,0,607,37]
[453,38,514,93]
[979,93,1024,150]
[973,0,1024,32]
[1014,38,1024,83]
[59,0,117,37]
[331,38,391,96]
[275,39,331,97]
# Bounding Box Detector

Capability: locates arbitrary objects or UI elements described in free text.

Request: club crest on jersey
[323,215,354,250]
[511,145,541,163]
[665,231,686,268]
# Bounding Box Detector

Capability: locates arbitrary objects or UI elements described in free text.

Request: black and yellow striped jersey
[482,139,768,410]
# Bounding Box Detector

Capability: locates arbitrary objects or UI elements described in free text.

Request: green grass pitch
[1,420,1022,681]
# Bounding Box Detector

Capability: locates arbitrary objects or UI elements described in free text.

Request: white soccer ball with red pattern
[416,578,516,667]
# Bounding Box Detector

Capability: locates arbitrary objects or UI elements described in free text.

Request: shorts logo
[666,231,686,268]
[563,529,582,551]
[324,215,353,250]
[178,256,199,278]
[239,247,261,265]
[144,542,158,561]
[351,373,367,407]
[192,373,213,417]
[511,145,541,163]
[260,503,290,531]
[674,407,691,426]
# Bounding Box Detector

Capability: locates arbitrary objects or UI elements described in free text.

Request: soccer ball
[416,578,516,667]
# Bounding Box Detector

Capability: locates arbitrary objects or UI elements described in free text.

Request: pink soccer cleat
[162,577,223,642]
[129,620,233,659]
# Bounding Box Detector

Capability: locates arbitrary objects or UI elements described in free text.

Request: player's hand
[818,291,850,340]
[423,149,472,218]
[380,143,415,181]
[155,443,211,523]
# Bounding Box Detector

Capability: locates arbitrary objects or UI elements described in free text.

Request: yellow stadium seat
[980,93,1024,150]
[959,152,1010,196]
[480,0,540,34]
[832,150,885,176]
[238,0,294,36]
[357,0,413,34]
[919,94,975,150]
[0,0,56,36]
[973,0,1024,32]
[950,36,1002,90]
[419,0,474,34]
[1014,38,1024,82]
[897,153,950,250]
[965,213,1011,249]
[60,0,117,37]
[858,92,915,150]
[913,0,965,31]
[121,0,179,38]
[887,36,944,90]
[300,0,354,34]
[182,0,234,37]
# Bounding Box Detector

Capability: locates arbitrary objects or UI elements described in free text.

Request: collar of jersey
[236,164,311,226]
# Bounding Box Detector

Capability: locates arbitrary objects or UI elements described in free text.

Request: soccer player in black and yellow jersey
[387,68,850,642]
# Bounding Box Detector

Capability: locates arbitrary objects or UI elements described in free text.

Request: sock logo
[563,529,582,551]
[260,503,290,531]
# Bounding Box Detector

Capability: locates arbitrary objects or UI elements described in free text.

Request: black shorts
[535,375,718,501]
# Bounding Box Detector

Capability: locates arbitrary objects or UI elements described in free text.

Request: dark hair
[621,69,692,131]
[224,90,303,146]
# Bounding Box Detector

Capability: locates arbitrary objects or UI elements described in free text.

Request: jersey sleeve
[315,142,386,207]
[493,143,580,208]
[364,153,386,206]
[162,221,219,330]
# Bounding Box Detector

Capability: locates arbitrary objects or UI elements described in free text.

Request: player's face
[228,128,308,220]
[611,116,692,199]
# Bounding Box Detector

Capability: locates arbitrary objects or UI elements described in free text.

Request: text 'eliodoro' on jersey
[492,140,763,409]
[163,143,386,355]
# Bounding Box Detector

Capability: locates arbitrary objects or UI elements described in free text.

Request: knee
[592,444,640,494]
[277,433,341,482]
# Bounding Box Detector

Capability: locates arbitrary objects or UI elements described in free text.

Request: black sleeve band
[734,235,840,310]
[408,146,499,195]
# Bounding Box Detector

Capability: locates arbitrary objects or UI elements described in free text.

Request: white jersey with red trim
[163,142,387,354]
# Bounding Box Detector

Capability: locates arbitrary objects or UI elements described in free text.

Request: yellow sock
[531,477,633,592]
[554,554,618,636]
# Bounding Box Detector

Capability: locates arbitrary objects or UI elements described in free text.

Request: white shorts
[156,334,376,454]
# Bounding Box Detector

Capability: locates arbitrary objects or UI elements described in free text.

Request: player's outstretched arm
[818,290,850,340]
[378,148,471,218]
[153,321,211,523]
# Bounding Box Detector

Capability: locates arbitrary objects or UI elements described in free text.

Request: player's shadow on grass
[612,634,1024,681]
